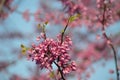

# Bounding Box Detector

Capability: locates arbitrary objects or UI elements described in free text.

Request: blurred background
[0,0,120,80]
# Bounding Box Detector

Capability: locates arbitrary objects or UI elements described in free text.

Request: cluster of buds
[28,32,76,74]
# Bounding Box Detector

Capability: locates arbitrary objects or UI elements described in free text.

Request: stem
[61,18,69,44]
[102,26,119,80]
[54,61,65,80]
[110,43,119,80]
[101,2,119,80]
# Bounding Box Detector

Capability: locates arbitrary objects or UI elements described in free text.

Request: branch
[101,2,119,80]
[54,61,65,80]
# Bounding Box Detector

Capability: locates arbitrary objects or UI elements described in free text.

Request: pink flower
[34,9,41,22]
[63,67,71,74]
[109,69,114,74]
[23,10,30,21]
[0,12,8,19]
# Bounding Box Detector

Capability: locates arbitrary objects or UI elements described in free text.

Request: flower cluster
[59,0,87,15]
[28,33,76,74]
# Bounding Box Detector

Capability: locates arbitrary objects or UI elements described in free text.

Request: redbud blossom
[28,33,76,74]
[109,69,114,74]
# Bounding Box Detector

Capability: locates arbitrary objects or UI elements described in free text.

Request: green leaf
[69,14,80,23]
[49,71,55,78]
[20,44,29,55]
[45,21,48,25]
[21,44,25,48]
[37,24,42,29]
[61,29,64,33]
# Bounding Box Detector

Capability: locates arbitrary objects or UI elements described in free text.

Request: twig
[101,2,119,80]
[61,17,70,44]
[0,0,5,13]
[54,61,65,80]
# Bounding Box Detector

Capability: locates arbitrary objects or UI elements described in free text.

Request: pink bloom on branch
[0,12,8,19]
[109,69,114,74]
[107,40,112,45]
[96,34,101,40]
[4,0,13,7]
[36,36,41,41]
[34,9,41,22]
[23,10,30,22]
